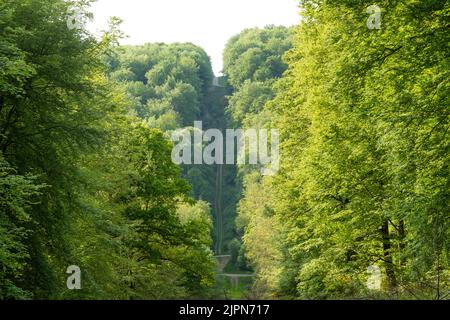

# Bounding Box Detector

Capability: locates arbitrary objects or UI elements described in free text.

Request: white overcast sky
[88,0,300,74]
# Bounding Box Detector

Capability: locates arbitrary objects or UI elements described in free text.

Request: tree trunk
[398,219,406,266]
[382,220,397,290]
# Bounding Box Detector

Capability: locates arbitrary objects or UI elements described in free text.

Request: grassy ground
[212,275,254,300]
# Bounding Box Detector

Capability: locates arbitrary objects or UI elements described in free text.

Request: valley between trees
[0,0,449,300]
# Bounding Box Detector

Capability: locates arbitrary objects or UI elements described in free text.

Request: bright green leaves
[264,0,450,299]
[109,43,213,127]
[0,0,216,300]
[0,154,44,299]
[223,26,293,88]
[224,26,294,298]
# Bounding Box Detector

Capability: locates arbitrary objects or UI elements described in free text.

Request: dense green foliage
[0,0,214,299]
[108,42,242,257]
[222,26,293,294]
[223,26,293,89]
[108,43,213,127]
[236,1,449,299]
[1,0,448,301]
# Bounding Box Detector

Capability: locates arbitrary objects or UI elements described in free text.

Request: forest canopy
[0,0,215,299]
[0,0,448,301]
[235,0,449,299]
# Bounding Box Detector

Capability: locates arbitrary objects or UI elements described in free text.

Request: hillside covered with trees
[0,0,215,299]
[0,0,448,300]
[235,1,449,299]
